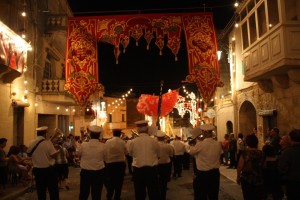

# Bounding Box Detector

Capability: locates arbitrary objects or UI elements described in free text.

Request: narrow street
[14,165,242,200]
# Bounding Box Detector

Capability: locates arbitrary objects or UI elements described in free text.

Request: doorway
[239,101,257,135]
[13,107,24,145]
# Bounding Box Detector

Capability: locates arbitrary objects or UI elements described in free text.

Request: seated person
[18,144,32,167]
[7,145,31,184]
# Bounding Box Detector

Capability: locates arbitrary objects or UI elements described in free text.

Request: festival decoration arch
[65,12,222,106]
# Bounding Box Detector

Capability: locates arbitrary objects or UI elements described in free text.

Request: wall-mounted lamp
[12,99,30,107]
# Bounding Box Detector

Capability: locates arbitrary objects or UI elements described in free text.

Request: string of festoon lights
[21,0,28,103]
[107,89,133,114]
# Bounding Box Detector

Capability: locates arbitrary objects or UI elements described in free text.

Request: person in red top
[221,134,229,166]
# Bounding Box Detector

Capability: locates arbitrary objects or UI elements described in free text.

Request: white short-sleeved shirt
[78,139,105,170]
[158,141,174,164]
[28,136,57,168]
[128,133,159,167]
[171,139,186,155]
[189,137,223,171]
[104,137,127,163]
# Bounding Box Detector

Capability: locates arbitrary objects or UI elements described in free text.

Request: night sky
[67,0,235,97]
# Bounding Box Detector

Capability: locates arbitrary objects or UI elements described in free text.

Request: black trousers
[105,162,126,200]
[79,168,105,200]
[286,180,300,200]
[173,155,183,177]
[33,166,59,200]
[158,163,171,200]
[133,166,161,200]
[193,168,220,200]
[126,155,133,174]
[55,163,69,182]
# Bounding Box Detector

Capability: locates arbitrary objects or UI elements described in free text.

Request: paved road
[16,166,243,200]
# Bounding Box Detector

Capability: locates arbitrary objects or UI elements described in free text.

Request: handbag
[27,139,45,157]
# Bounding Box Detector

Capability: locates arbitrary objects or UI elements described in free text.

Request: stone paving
[2,165,243,200]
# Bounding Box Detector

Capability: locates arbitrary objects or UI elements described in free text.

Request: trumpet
[50,128,65,145]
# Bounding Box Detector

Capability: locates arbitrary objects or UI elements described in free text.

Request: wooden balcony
[243,24,300,92]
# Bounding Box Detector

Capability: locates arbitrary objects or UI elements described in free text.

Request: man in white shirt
[170,132,186,178]
[156,130,174,200]
[77,125,106,200]
[28,126,59,200]
[189,124,223,200]
[104,128,128,200]
[128,120,160,200]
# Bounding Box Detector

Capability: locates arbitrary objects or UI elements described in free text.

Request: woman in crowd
[54,139,70,190]
[236,134,264,200]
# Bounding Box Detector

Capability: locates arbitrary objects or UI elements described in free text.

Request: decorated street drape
[65,12,221,106]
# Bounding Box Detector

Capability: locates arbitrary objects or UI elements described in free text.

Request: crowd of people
[1,123,300,200]
[235,127,300,200]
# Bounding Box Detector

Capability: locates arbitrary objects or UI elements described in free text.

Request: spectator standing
[125,135,133,175]
[236,134,264,200]
[170,131,186,178]
[228,133,237,168]
[63,134,76,165]
[265,127,281,156]
[156,130,174,200]
[278,129,300,200]
[128,120,160,200]
[73,136,82,167]
[27,126,60,200]
[188,124,223,200]
[77,125,106,200]
[104,128,128,200]
[279,135,291,153]
[54,140,70,190]
[262,144,284,200]
[221,134,229,166]
[0,138,8,193]
[251,128,258,135]
[236,133,245,166]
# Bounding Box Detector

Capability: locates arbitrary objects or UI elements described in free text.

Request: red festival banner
[65,13,221,106]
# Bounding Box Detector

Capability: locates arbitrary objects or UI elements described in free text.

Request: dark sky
[67,0,235,97]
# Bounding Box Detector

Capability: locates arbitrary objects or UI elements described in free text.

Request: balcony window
[247,0,255,13]
[241,9,247,21]
[249,13,257,44]
[285,0,299,21]
[257,2,267,37]
[267,0,279,28]
[242,22,249,50]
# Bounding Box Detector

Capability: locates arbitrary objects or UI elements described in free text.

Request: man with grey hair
[188,124,223,200]
[128,120,160,200]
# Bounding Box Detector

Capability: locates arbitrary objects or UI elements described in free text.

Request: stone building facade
[215,0,300,145]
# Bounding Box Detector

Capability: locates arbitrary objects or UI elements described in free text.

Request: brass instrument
[131,129,139,138]
[50,128,65,145]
